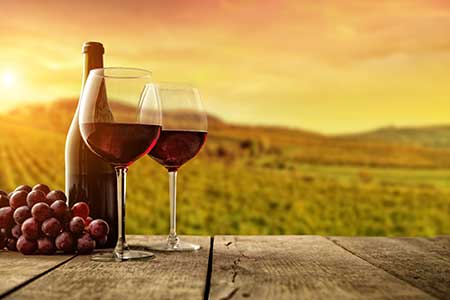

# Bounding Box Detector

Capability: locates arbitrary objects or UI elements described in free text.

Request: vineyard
[1,99,450,236]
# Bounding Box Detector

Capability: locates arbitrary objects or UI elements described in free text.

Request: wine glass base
[91,249,155,262]
[148,241,201,252]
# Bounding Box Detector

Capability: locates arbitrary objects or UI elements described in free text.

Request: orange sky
[1,0,450,133]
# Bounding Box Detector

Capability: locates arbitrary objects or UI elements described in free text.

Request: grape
[69,217,85,235]
[9,191,28,209]
[13,206,31,225]
[26,190,47,208]
[37,237,56,255]
[71,202,89,220]
[32,184,51,195]
[21,218,41,240]
[31,202,51,222]
[50,200,68,220]
[46,190,67,204]
[11,224,22,239]
[76,233,96,254]
[14,185,32,193]
[0,207,14,229]
[85,216,93,227]
[95,235,108,248]
[55,232,75,253]
[0,195,9,208]
[42,217,62,238]
[7,238,17,251]
[17,236,37,255]
[88,219,109,240]
[0,190,7,197]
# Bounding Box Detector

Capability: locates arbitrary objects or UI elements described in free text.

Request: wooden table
[1,236,449,300]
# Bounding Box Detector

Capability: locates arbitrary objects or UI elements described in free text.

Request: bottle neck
[82,53,104,89]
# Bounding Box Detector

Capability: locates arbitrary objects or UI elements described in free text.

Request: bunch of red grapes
[0,184,109,255]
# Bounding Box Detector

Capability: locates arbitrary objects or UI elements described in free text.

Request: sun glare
[1,71,16,88]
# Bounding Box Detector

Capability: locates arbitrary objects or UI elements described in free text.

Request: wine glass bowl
[81,122,160,167]
[149,130,207,172]
[79,68,161,261]
[147,83,208,251]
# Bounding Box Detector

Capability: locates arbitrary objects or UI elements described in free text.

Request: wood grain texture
[0,251,74,297]
[210,236,437,300]
[4,236,210,300]
[330,236,450,300]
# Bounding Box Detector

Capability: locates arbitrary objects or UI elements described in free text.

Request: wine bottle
[65,41,117,248]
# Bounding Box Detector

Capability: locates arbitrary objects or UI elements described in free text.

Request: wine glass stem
[168,171,179,247]
[115,167,129,259]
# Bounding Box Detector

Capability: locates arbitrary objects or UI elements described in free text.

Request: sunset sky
[1,0,450,133]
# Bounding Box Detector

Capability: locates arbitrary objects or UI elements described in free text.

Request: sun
[1,71,16,88]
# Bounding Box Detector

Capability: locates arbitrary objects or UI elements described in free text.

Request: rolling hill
[346,125,450,149]
[6,99,450,169]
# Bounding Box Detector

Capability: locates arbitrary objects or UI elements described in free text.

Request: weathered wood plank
[4,236,210,300]
[0,251,74,297]
[394,236,450,259]
[330,236,450,300]
[210,236,437,300]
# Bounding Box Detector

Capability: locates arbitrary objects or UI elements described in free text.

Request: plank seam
[326,237,441,300]
[0,255,77,300]
[204,236,214,300]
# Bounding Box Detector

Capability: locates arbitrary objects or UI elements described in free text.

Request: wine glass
[147,83,208,251]
[79,67,162,261]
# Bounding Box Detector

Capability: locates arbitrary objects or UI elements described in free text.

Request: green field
[1,100,450,236]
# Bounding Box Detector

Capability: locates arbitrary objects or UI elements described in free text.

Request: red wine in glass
[81,123,161,166]
[148,130,207,171]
